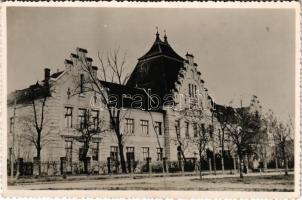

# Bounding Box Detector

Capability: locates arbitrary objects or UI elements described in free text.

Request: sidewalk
[8,169,290,185]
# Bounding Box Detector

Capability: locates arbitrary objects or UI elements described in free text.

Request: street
[8,172,294,191]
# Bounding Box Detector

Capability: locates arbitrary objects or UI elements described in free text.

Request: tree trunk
[37,145,41,176]
[221,155,225,174]
[221,143,225,174]
[199,148,202,179]
[83,143,89,174]
[212,140,216,175]
[117,135,126,173]
[263,147,267,172]
[282,145,288,176]
[239,159,244,178]
[275,157,278,169]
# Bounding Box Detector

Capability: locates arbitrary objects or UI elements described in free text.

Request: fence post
[208,158,212,174]
[147,157,152,176]
[107,157,111,175]
[181,159,185,175]
[163,157,168,174]
[33,157,40,177]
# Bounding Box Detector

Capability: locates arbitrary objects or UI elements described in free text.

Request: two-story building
[7,32,217,174]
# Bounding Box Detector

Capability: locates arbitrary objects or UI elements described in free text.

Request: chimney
[44,68,50,86]
[186,52,194,65]
[64,59,73,71]
[92,66,98,79]
[76,47,88,60]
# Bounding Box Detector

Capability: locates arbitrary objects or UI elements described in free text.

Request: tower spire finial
[164,29,168,43]
[155,26,160,40]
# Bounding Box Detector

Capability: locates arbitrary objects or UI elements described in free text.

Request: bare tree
[215,105,232,174]
[20,82,52,175]
[224,98,262,178]
[267,112,294,176]
[75,109,106,174]
[180,108,211,179]
[71,47,130,173]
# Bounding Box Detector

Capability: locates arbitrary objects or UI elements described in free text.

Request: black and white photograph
[2,2,300,198]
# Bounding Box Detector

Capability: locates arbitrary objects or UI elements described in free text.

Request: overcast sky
[7,7,295,123]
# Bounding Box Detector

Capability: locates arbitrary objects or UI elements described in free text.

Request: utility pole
[10,97,16,180]
[211,104,216,175]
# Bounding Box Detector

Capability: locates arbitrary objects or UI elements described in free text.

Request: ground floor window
[65,141,73,169]
[157,148,163,161]
[92,142,99,161]
[126,147,135,161]
[110,146,118,162]
[142,147,150,161]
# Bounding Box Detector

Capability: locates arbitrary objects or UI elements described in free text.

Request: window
[64,107,73,128]
[208,125,214,137]
[9,117,14,133]
[175,120,180,137]
[201,123,206,133]
[125,118,134,134]
[78,108,86,129]
[189,84,197,97]
[126,147,135,153]
[80,74,84,93]
[193,123,198,137]
[126,147,135,161]
[154,121,162,135]
[157,148,163,161]
[92,142,99,161]
[110,117,118,130]
[65,141,73,166]
[91,110,99,129]
[110,146,118,162]
[142,147,150,161]
[185,122,190,138]
[79,146,86,161]
[140,120,149,135]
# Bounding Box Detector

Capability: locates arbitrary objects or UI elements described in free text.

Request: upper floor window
[188,84,197,97]
[91,110,99,129]
[185,122,190,138]
[78,108,87,129]
[125,118,134,134]
[175,120,180,137]
[110,116,118,130]
[140,120,149,135]
[9,117,14,133]
[64,107,73,128]
[193,123,198,137]
[154,121,162,135]
[80,74,84,93]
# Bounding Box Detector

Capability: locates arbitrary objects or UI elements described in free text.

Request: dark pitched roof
[7,70,62,106]
[138,34,185,61]
[99,80,163,112]
[7,82,50,106]
[214,103,250,123]
[127,34,186,98]
[51,71,64,79]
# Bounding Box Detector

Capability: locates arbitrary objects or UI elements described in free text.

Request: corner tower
[126,31,185,99]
